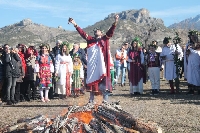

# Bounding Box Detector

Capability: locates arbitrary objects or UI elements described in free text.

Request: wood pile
[1,101,163,133]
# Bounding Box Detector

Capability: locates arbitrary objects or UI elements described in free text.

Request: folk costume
[74,21,117,102]
[55,53,73,97]
[35,44,54,102]
[128,38,144,95]
[147,44,161,95]
[71,54,84,96]
[160,37,183,94]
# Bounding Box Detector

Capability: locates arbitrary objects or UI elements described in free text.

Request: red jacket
[18,51,26,74]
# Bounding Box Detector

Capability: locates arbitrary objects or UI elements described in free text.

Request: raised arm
[105,15,119,39]
[68,18,92,40]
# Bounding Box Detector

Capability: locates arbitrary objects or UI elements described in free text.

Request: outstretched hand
[115,14,119,22]
[68,17,77,26]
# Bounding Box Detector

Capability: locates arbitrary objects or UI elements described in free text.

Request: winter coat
[2,52,21,78]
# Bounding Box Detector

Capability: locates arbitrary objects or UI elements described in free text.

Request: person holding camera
[115,44,128,87]
[2,44,21,105]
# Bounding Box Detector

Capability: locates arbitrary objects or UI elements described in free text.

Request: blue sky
[0,0,200,30]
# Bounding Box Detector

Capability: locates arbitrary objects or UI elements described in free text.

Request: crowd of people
[0,14,200,106]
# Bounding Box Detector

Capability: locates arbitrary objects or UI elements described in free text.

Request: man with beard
[68,14,119,103]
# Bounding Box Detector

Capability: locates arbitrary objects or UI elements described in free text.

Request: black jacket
[69,48,87,66]
[2,52,21,78]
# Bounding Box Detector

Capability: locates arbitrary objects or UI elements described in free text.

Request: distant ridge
[168,14,200,30]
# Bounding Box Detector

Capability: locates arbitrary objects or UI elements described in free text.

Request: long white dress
[160,44,183,80]
[55,54,73,94]
[187,48,200,86]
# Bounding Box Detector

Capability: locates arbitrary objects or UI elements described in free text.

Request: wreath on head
[132,37,143,47]
[40,43,50,50]
[61,41,71,50]
[188,30,199,37]
[163,37,171,44]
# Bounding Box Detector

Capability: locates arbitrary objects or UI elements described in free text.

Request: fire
[69,111,94,124]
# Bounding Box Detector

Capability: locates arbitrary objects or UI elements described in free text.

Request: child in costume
[71,53,84,97]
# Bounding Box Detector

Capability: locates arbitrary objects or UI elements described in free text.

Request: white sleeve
[34,64,39,73]
[80,65,84,79]
[50,63,54,73]
[177,44,183,58]
[34,56,39,73]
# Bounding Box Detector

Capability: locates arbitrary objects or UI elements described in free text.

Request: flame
[69,111,94,124]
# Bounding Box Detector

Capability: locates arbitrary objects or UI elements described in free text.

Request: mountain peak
[168,14,200,30]
[18,19,33,26]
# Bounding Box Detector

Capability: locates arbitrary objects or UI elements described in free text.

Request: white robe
[86,43,106,85]
[160,44,183,80]
[187,48,200,86]
[55,54,73,85]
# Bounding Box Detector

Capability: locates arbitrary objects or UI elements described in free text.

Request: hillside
[0,9,189,53]
[168,14,200,30]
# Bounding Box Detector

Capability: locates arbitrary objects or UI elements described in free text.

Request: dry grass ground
[0,77,200,133]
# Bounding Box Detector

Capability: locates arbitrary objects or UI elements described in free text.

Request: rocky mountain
[0,8,189,53]
[168,14,200,30]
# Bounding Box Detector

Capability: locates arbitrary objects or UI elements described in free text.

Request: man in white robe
[160,37,183,94]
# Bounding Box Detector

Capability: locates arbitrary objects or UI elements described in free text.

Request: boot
[6,100,13,105]
[150,89,155,95]
[186,84,194,95]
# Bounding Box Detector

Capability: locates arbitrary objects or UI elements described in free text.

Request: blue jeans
[116,64,126,85]
[89,78,109,103]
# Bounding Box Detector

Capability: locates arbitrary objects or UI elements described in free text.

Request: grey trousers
[6,77,17,101]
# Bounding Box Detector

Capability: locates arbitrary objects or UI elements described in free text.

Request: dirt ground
[0,77,200,133]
